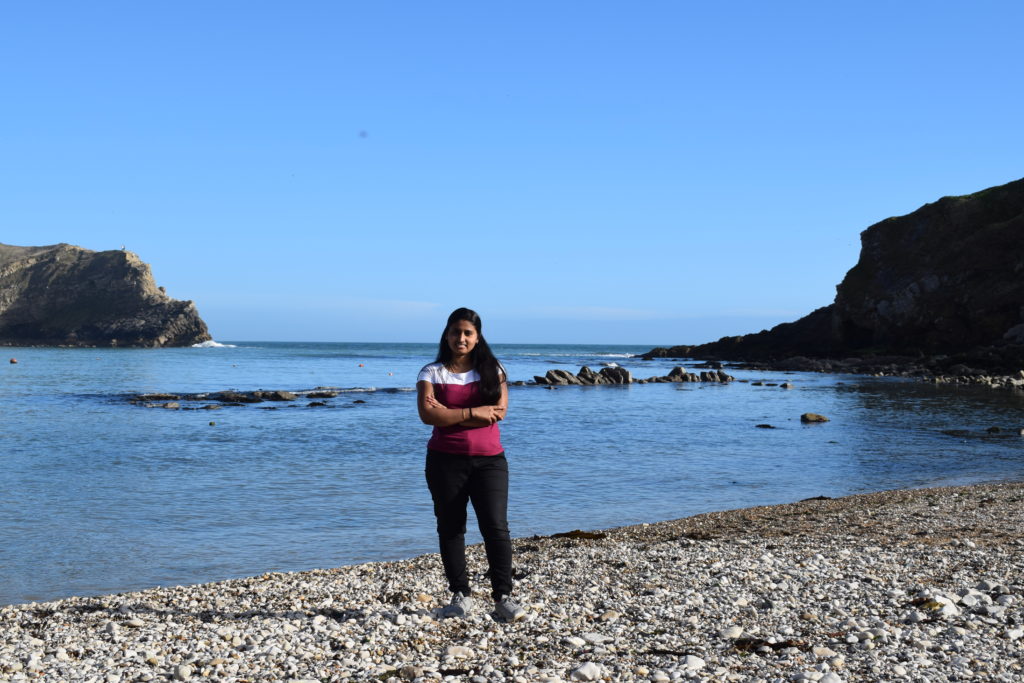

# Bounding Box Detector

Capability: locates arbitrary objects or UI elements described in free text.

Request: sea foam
[191,340,237,348]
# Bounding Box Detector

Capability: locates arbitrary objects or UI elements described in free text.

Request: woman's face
[446,319,479,357]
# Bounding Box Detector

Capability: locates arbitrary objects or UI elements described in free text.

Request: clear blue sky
[3,2,1022,345]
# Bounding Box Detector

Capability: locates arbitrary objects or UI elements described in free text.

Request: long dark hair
[435,307,504,404]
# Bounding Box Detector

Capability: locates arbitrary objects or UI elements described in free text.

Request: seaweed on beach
[548,529,608,540]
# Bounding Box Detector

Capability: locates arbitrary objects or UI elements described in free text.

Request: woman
[416,307,525,621]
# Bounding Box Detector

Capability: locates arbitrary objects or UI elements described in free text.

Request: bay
[2,341,1023,606]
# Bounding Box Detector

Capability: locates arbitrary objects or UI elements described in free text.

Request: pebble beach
[3,481,1023,683]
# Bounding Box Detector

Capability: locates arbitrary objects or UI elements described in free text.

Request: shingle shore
[3,482,1023,682]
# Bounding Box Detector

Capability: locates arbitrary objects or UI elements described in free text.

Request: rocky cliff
[645,177,1024,368]
[0,243,211,347]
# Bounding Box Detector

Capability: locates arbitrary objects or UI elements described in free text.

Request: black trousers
[425,450,513,600]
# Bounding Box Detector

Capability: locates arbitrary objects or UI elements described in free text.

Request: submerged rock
[214,391,263,404]
[254,390,297,401]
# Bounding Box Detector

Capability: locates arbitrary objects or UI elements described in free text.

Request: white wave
[191,340,237,348]
[600,361,620,367]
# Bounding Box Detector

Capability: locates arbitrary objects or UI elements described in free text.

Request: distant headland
[644,176,1024,375]
[0,243,211,347]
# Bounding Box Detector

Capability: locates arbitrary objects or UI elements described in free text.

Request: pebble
[570,662,602,680]
[682,655,705,670]
[445,645,474,658]
[1,481,1022,682]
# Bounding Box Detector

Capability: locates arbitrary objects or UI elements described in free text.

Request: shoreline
[3,482,1023,681]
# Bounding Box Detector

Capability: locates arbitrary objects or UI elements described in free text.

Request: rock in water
[599,366,633,384]
[0,243,210,347]
[546,368,582,385]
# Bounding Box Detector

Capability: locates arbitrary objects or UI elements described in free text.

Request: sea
[3,341,1024,607]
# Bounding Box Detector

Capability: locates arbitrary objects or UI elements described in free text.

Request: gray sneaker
[494,594,525,622]
[441,591,474,619]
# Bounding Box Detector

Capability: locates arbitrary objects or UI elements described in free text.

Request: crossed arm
[416,380,508,427]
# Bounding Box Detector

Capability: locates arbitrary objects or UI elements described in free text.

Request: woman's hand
[471,404,506,424]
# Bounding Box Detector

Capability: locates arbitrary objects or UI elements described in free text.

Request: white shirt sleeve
[417,364,437,383]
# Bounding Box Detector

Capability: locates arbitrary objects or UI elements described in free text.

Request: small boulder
[255,390,297,401]
[599,366,632,384]
[667,366,689,381]
[801,413,830,423]
[269,390,297,401]
[307,391,338,399]
[546,369,582,385]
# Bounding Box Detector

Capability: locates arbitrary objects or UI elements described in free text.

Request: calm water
[3,341,1024,606]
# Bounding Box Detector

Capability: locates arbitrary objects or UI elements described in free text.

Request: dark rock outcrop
[644,177,1024,370]
[598,366,633,384]
[545,369,583,386]
[132,388,339,408]
[0,242,211,347]
[532,365,732,385]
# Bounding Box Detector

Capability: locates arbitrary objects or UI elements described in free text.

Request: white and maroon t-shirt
[417,362,504,456]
